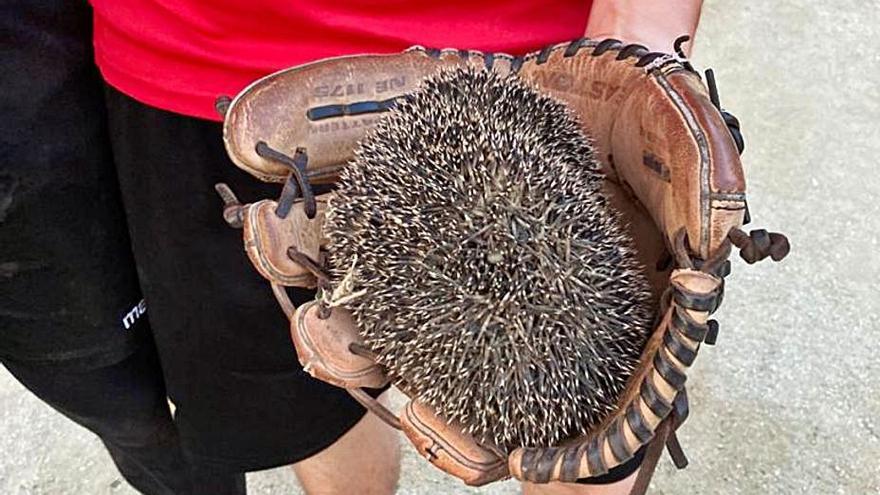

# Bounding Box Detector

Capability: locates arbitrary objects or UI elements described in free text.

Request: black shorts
[0,0,145,368]
[100,87,376,471]
[1,1,373,471]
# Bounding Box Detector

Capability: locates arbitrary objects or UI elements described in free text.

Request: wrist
[586,28,693,55]
[584,1,702,55]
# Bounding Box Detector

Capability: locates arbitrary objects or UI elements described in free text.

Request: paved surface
[2,1,879,493]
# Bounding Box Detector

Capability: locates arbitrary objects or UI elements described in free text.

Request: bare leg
[292,393,401,495]
[521,470,639,495]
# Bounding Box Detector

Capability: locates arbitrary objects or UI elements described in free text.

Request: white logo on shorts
[122,299,147,330]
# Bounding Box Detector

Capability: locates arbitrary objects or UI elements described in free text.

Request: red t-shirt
[91,1,592,120]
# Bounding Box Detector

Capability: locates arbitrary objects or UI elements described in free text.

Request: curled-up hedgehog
[325,68,655,452]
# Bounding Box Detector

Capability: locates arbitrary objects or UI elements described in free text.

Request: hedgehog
[325,68,656,452]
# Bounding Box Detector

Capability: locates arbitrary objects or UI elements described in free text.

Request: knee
[294,412,401,495]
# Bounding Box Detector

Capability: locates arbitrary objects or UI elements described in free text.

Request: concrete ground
[2,0,879,493]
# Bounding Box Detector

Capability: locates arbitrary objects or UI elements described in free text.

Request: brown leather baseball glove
[214,36,789,494]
